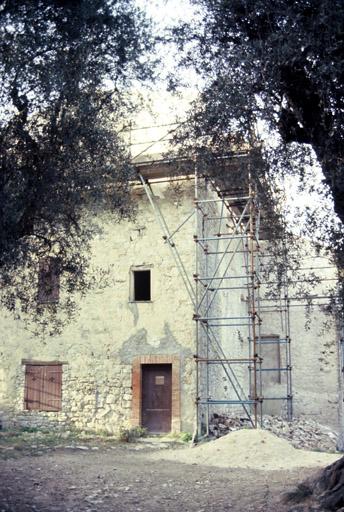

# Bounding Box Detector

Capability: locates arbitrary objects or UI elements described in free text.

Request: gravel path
[0,442,319,512]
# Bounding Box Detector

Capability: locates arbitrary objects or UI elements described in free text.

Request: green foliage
[165,430,192,442]
[19,426,40,433]
[179,431,192,442]
[118,425,147,442]
[174,0,344,222]
[173,0,344,316]
[0,0,155,331]
[176,0,343,207]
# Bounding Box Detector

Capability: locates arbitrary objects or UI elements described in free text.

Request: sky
[127,0,199,159]
[136,0,200,87]
[135,0,197,29]
[131,0,337,238]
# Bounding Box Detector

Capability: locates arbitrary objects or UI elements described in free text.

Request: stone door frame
[131,355,181,433]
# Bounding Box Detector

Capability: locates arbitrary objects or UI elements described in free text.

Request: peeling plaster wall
[0,180,196,433]
[260,252,341,430]
[196,182,341,431]
[0,178,341,434]
[290,308,340,429]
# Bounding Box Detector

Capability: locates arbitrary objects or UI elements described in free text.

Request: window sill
[129,300,153,303]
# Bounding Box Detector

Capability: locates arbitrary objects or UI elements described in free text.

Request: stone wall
[0,176,342,434]
[260,251,341,430]
[0,179,196,434]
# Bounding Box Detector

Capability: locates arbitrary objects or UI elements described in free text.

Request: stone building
[0,155,342,436]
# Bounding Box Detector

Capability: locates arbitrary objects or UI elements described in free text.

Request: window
[131,269,151,301]
[24,363,62,411]
[38,257,60,304]
[259,335,282,385]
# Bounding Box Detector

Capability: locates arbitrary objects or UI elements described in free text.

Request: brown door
[141,364,172,433]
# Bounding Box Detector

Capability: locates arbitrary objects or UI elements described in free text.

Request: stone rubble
[209,414,339,452]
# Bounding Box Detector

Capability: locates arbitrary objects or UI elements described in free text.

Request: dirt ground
[0,437,323,512]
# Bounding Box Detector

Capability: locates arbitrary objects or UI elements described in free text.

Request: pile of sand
[150,429,341,471]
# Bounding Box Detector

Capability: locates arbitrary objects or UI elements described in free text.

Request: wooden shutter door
[38,258,60,303]
[42,365,62,411]
[49,259,60,303]
[25,365,43,410]
[24,364,62,411]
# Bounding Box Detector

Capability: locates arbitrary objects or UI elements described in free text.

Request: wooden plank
[24,364,62,411]
[25,365,42,410]
[42,365,62,411]
[141,364,172,433]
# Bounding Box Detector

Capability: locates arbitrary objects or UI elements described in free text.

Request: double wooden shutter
[24,364,62,411]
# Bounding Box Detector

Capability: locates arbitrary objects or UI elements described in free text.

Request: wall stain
[127,301,139,326]
[118,323,192,364]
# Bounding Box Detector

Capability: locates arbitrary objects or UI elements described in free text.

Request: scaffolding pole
[136,157,336,436]
[194,169,262,432]
[194,159,296,433]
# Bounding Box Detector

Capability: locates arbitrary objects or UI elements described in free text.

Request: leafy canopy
[170,0,344,318]
[0,0,154,330]
[174,0,344,228]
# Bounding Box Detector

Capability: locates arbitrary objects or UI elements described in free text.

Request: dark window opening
[133,270,151,301]
[24,363,62,412]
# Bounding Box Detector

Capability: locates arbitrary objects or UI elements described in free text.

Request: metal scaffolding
[136,150,338,435]
[194,168,261,431]
[137,158,294,433]
[257,249,293,422]
[193,159,297,432]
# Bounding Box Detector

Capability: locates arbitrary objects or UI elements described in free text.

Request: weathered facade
[0,161,342,435]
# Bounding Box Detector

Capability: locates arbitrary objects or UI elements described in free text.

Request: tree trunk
[315,456,344,510]
[285,456,344,510]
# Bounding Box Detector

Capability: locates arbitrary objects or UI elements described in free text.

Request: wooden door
[141,364,172,433]
[24,364,62,411]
